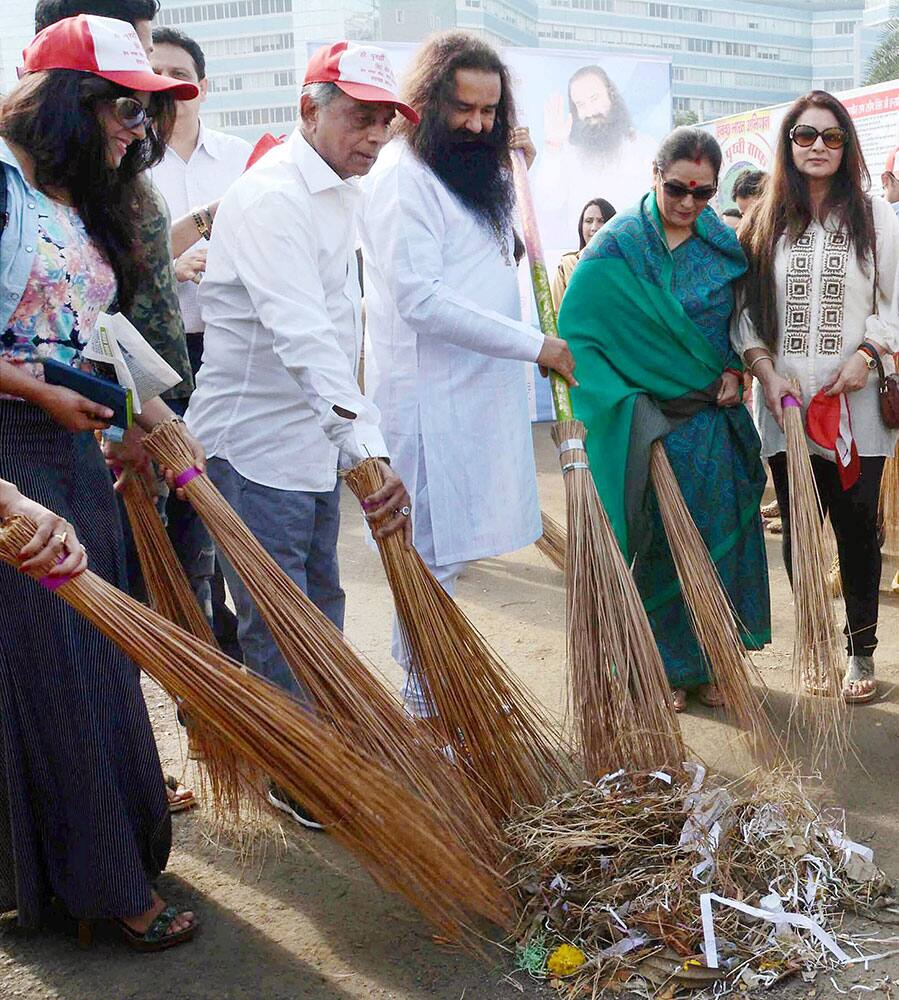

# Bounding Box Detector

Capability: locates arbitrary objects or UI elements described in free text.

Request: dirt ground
[1,427,897,999]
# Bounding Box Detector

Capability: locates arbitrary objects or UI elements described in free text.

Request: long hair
[739,91,873,350]
[0,69,175,314]
[577,197,616,249]
[395,31,518,172]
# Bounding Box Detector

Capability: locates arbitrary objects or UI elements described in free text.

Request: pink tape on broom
[783,395,801,409]
[39,553,72,591]
[174,466,202,488]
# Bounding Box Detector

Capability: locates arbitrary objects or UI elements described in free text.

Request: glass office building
[380,0,895,121]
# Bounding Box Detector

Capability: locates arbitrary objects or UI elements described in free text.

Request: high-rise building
[379,0,889,122]
[0,5,37,94]
[153,0,299,144]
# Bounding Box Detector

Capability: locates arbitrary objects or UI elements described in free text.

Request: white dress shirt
[359,141,545,566]
[150,123,252,333]
[186,129,387,492]
[732,195,899,460]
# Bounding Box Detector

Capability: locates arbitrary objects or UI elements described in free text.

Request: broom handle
[510,148,574,423]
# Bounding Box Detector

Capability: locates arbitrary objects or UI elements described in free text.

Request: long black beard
[569,107,634,158]
[417,123,515,235]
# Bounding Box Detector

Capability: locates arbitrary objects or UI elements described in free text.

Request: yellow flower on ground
[547,943,586,977]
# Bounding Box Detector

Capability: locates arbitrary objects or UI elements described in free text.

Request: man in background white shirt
[150,28,251,660]
[360,32,575,718]
[187,42,414,711]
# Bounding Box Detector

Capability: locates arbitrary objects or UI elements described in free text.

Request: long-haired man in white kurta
[359,32,577,717]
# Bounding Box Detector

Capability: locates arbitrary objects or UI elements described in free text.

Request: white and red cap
[304,41,419,124]
[21,15,199,100]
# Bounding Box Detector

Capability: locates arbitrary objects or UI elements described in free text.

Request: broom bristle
[535,512,567,571]
[783,404,849,761]
[879,440,899,559]
[550,420,686,777]
[119,471,216,643]
[118,469,262,818]
[649,442,780,762]
[142,422,499,861]
[0,515,513,946]
[343,459,570,821]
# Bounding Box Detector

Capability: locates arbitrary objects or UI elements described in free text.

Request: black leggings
[768,452,886,657]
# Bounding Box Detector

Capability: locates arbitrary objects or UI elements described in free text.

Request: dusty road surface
[1,428,897,999]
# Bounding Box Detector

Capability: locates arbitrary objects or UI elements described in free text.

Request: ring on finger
[398,505,412,518]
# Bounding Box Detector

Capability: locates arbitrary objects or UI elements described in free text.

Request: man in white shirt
[187,42,415,706]
[149,28,251,659]
[360,31,576,718]
[150,27,252,370]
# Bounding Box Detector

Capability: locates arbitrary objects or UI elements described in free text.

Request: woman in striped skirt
[0,16,206,949]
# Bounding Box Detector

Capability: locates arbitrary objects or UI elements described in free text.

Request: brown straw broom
[117,466,215,643]
[782,395,848,760]
[343,458,570,821]
[116,465,260,813]
[511,151,685,777]
[879,439,898,563]
[535,511,566,571]
[142,421,501,858]
[0,514,513,945]
[649,442,780,760]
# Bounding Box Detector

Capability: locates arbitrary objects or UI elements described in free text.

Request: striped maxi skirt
[0,400,171,927]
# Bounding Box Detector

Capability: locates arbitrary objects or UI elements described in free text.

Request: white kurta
[359,142,545,567]
[732,196,899,460]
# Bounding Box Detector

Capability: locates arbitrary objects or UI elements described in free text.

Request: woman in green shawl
[557,127,770,712]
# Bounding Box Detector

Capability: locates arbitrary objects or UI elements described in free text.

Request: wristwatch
[856,345,878,371]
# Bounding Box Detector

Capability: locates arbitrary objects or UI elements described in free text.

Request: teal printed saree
[557,192,770,689]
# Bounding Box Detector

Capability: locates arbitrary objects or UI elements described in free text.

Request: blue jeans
[206,457,345,700]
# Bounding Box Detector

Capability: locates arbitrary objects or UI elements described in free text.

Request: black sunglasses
[106,96,154,130]
[658,171,717,203]
[789,124,848,150]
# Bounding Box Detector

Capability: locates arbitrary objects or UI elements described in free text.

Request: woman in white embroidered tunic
[733,90,899,704]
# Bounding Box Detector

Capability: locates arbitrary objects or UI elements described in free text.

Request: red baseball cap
[304,41,419,124]
[22,15,199,100]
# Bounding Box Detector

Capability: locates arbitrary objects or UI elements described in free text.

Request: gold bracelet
[191,206,212,241]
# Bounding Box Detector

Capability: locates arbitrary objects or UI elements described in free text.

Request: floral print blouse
[1,187,116,399]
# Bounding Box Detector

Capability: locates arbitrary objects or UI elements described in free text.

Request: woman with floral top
[735,90,899,704]
[0,15,206,949]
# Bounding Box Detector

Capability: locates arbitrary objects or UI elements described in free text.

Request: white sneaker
[267,785,324,830]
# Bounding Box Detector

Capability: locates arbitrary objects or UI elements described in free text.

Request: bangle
[191,206,212,241]
[748,354,773,374]
[724,367,741,379]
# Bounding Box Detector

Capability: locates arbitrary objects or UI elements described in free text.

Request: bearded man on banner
[359,31,576,718]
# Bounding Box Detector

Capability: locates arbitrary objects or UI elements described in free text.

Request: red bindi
[689,179,697,188]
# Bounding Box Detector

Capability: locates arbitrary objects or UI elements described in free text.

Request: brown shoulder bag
[867,212,899,428]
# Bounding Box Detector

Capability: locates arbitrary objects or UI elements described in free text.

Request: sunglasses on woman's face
[789,124,848,150]
[107,96,154,130]
[658,173,717,203]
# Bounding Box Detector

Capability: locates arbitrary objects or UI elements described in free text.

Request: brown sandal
[697,684,726,708]
[165,774,197,814]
